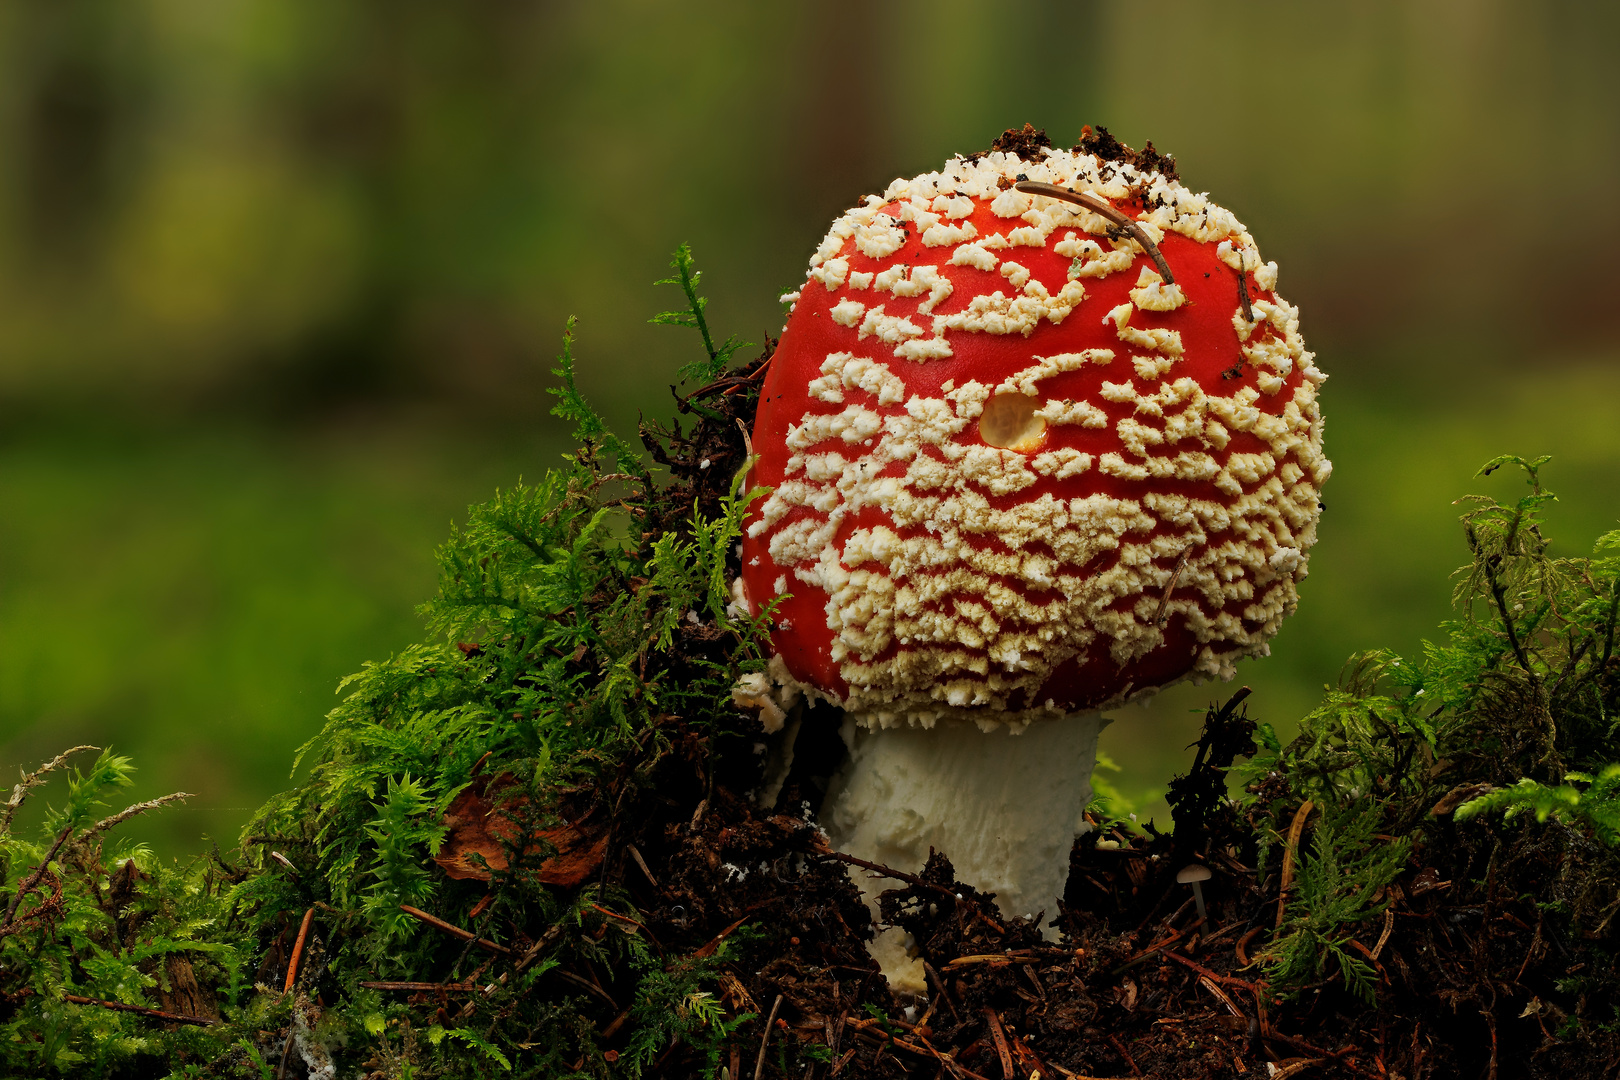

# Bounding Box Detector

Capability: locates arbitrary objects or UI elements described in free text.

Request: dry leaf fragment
[435,774,608,887]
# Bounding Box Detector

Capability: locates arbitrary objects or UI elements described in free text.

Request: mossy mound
[3,251,1618,1079]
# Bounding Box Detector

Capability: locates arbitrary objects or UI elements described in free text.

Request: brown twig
[2,745,97,834]
[60,993,217,1027]
[847,1022,958,1070]
[85,792,192,842]
[1275,800,1315,929]
[399,904,512,955]
[554,968,617,1009]
[1163,949,1265,993]
[693,913,750,958]
[923,960,962,1023]
[982,1009,1014,1080]
[1155,550,1191,627]
[1198,975,1243,1017]
[600,1008,632,1040]
[1048,1068,1128,1080]
[1134,884,1192,935]
[1263,1031,1380,1079]
[689,374,759,399]
[1268,1061,1322,1080]
[1109,927,1189,974]
[1348,939,1387,980]
[754,994,784,1080]
[513,921,564,975]
[454,920,566,1021]
[275,1019,297,1080]
[942,953,1039,970]
[914,995,939,1034]
[1235,255,1254,324]
[821,851,952,896]
[909,1029,993,1080]
[1235,926,1263,967]
[1193,920,1242,950]
[1516,912,1544,983]
[1253,987,1276,1041]
[1372,908,1395,960]
[1022,964,1047,1000]
[588,902,644,932]
[1481,553,1541,688]
[3,823,74,927]
[1482,1001,1499,1080]
[1107,1032,1143,1077]
[626,844,659,889]
[1014,180,1175,284]
[283,907,316,993]
[359,981,473,992]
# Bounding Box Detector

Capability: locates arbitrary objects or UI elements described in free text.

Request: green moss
[1243,454,1620,1003]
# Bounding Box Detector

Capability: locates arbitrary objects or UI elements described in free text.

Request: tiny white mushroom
[1176,863,1212,923]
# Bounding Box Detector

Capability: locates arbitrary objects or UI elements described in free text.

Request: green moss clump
[1228,454,1620,1066]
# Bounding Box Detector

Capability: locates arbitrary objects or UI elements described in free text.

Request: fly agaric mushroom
[734,127,1327,986]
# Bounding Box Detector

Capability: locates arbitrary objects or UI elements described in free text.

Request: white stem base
[820,713,1107,993]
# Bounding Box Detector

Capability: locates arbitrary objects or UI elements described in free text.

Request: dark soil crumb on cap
[964,123,1180,182]
[1074,123,1180,182]
[985,122,1054,161]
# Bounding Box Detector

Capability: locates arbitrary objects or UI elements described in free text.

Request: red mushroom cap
[739,141,1329,728]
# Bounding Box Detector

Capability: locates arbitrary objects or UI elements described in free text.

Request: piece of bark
[434,774,608,887]
[156,954,219,1022]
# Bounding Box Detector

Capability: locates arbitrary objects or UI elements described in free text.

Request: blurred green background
[3,1,1618,853]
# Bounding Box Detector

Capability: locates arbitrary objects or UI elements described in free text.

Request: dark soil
[527,680,1619,1079]
[985,123,1055,162]
[970,123,1180,183]
[1073,125,1180,183]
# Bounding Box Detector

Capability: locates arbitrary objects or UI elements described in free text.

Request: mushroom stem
[1191,879,1207,923]
[820,712,1108,991]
